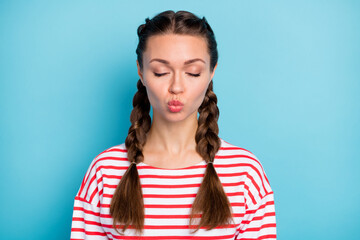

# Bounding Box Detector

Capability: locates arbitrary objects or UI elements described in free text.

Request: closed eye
[153,72,201,77]
[153,72,168,77]
[187,73,201,77]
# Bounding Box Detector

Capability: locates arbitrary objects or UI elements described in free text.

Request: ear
[210,62,218,81]
[136,60,145,85]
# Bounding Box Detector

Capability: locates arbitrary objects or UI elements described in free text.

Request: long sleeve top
[70,138,277,239]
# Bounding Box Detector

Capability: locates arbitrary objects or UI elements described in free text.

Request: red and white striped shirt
[70,138,277,239]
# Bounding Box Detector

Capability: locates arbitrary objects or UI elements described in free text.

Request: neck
[145,112,198,155]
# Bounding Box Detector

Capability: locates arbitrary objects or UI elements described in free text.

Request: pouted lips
[168,100,184,113]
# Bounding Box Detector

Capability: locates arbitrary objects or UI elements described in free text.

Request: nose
[168,71,184,94]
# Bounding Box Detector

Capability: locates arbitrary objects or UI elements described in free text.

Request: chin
[165,111,198,123]
[165,114,188,122]
[153,107,197,123]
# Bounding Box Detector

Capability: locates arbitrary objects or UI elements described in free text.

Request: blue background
[1,0,359,239]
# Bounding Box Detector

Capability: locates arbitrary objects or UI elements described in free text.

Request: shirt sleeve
[70,157,108,240]
[235,154,277,239]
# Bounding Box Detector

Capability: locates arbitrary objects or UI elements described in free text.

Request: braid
[110,79,151,236]
[126,79,151,163]
[189,80,234,232]
[195,80,221,162]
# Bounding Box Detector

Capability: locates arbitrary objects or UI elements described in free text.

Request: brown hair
[110,10,234,235]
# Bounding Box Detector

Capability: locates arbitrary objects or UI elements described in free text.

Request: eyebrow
[149,58,205,65]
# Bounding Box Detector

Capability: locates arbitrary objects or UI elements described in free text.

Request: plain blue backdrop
[1,0,359,239]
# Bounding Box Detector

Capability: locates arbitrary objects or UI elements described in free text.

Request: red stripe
[241,212,276,224]
[103,181,245,189]
[72,217,102,226]
[71,228,107,236]
[240,234,277,240]
[143,213,245,219]
[73,222,237,239]
[74,196,91,204]
[83,172,96,199]
[73,205,100,217]
[245,200,275,215]
[99,165,128,171]
[103,148,127,153]
[245,173,262,199]
[102,223,239,230]
[93,212,245,219]
[263,173,270,188]
[102,192,243,199]
[78,176,87,201]
[220,146,252,153]
[109,233,236,240]
[101,203,193,208]
[139,164,206,170]
[104,171,253,179]
[239,223,276,233]
[97,144,250,154]
[215,154,257,160]
[89,184,100,204]
[99,145,252,154]
[244,182,257,205]
[96,156,128,162]
[100,202,245,209]
[97,175,103,185]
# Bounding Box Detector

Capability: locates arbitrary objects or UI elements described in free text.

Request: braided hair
[110,10,234,235]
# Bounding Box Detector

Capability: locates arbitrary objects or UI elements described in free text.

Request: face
[136,34,217,124]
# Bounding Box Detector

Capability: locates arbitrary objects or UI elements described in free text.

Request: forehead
[143,34,209,66]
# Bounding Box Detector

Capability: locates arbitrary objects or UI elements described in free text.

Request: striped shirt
[70,138,277,239]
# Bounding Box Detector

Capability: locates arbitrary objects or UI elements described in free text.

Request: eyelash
[154,72,200,77]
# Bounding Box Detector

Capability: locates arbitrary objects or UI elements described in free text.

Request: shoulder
[218,138,264,170]
[75,143,129,204]
[89,142,130,170]
[218,138,273,198]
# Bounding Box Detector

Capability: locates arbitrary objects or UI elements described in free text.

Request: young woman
[70,10,277,239]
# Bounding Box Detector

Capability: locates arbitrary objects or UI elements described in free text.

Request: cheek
[189,82,209,106]
[144,84,164,108]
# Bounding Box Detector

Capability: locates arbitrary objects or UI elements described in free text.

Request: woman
[70,10,276,239]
